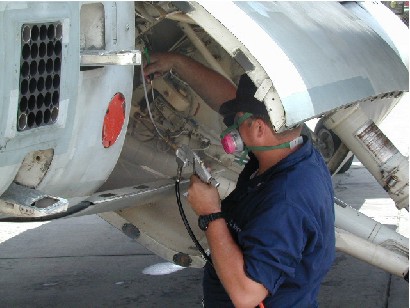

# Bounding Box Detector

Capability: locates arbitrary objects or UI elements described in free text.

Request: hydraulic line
[324,104,409,210]
[175,166,213,265]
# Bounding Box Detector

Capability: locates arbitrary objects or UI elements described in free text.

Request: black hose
[175,172,213,265]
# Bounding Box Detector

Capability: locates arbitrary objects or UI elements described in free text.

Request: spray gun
[176,144,220,188]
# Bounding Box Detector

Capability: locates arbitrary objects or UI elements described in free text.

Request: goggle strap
[220,112,253,139]
[236,112,253,126]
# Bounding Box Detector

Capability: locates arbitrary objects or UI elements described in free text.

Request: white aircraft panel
[201,1,409,126]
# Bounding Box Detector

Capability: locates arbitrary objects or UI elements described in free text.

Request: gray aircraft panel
[234,1,409,124]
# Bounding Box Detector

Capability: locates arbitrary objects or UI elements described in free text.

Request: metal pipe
[335,202,408,255]
[335,227,409,279]
[166,13,196,25]
[325,104,409,210]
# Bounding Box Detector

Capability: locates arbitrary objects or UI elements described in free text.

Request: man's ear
[254,118,266,138]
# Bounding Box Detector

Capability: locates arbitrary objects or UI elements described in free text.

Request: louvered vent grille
[18,23,62,131]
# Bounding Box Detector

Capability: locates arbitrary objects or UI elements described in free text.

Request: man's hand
[187,175,221,216]
[143,52,180,81]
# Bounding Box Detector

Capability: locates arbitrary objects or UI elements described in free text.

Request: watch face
[198,213,224,231]
[198,215,210,231]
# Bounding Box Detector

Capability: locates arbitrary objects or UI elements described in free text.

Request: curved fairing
[192,1,409,127]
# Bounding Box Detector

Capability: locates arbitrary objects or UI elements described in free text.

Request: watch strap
[198,212,225,231]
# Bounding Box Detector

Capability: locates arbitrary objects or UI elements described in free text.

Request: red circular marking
[102,93,126,148]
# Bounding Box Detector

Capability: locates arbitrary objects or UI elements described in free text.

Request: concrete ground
[0,96,408,307]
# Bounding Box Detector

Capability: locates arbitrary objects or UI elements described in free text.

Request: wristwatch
[198,212,225,231]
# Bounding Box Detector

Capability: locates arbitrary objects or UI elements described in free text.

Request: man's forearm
[171,54,236,112]
[205,219,268,307]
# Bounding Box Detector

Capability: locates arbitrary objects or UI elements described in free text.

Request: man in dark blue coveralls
[145,53,335,308]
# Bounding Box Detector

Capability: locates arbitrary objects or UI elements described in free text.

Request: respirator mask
[220,112,304,165]
[220,112,252,155]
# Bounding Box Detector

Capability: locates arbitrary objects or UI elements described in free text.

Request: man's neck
[255,143,302,175]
